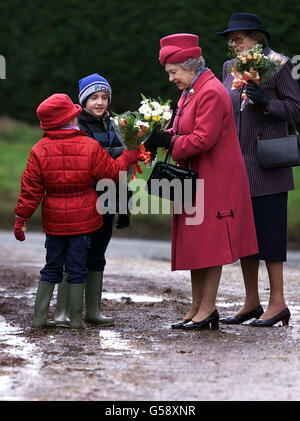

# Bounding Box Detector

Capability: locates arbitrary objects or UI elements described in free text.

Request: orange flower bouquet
[228,44,288,110]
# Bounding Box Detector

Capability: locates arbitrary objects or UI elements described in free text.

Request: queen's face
[228,30,258,55]
[165,62,195,90]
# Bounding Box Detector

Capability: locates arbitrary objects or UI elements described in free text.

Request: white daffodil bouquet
[138,94,172,131]
[137,94,173,165]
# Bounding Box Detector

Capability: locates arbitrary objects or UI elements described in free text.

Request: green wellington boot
[69,283,86,329]
[32,281,56,328]
[55,273,70,328]
[84,271,115,326]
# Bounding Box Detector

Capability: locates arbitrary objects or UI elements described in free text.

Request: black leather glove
[144,132,171,150]
[246,80,270,110]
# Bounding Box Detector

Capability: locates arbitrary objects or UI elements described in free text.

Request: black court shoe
[171,319,192,329]
[220,305,264,325]
[250,308,291,327]
[183,310,219,331]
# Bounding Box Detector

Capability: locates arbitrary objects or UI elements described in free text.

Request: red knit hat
[159,33,202,66]
[36,93,82,130]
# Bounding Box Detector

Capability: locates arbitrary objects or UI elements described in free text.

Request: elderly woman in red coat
[145,33,258,330]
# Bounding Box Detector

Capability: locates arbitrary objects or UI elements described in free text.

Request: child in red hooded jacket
[14,93,140,329]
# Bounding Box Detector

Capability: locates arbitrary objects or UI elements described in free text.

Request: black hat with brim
[217,13,271,40]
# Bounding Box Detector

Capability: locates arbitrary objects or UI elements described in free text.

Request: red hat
[36,93,82,130]
[159,33,202,66]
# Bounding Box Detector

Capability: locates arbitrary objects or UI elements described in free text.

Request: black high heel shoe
[220,305,263,325]
[171,319,192,329]
[250,308,291,327]
[183,310,219,330]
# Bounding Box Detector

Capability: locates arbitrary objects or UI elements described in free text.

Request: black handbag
[257,104,300,169]
[146,139,198,204]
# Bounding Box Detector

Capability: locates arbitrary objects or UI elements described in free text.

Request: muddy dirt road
[0,230,300,402]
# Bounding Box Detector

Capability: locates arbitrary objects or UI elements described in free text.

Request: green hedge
[0,0,299,122]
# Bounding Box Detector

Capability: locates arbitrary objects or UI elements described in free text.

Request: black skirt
[243,192,288,262]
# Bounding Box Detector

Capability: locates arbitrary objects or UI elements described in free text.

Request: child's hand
[14,215,27,241]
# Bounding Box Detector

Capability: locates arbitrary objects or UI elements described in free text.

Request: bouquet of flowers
[110,111,156,180]
[110,95,172,179]
[228,44,288,110]
[138,94,172,130]
[111,111,155,150]
[138,94,173,164]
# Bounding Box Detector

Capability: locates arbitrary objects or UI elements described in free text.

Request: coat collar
[177,69,215,108]
[43,129,88,139]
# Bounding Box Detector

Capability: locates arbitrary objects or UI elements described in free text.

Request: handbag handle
[258,102,299,140]
[164,136,193,171]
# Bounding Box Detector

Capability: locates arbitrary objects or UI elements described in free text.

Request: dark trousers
[40,233,92,284]
[86,213,115,272]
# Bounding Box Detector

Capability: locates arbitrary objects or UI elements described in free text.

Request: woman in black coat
[218,13,300,327]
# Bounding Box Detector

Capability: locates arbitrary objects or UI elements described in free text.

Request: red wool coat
[170,69,258,270]
[15,129,137,236]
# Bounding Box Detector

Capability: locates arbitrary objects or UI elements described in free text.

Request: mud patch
[0,356,27,367]
[0,254,300,401]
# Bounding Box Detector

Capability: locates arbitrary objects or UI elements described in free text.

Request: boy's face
[84,91,109,117]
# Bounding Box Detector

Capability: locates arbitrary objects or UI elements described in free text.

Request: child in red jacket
[14,93,139,329]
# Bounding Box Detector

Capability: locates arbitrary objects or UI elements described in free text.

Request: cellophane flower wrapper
[138,94,173,167]
[110,111,155,150]
[110,111,156,180]
[227,44,288,110]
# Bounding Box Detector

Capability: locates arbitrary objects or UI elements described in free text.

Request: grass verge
[1,116,299,247]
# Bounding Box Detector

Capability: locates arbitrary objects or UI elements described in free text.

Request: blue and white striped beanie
[78,73,112,106]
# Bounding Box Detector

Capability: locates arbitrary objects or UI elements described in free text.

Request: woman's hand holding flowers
[144,132,171,150]
[246,80,270,110]
[228,44,287,111]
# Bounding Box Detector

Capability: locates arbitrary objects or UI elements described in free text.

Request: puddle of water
[102,292,164,303]
[0,316,42,400]
[99,330,138,355]
[216,299,245,308]
[0,285,36,301]
[18,263,42,268]
[99,330,152,356]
